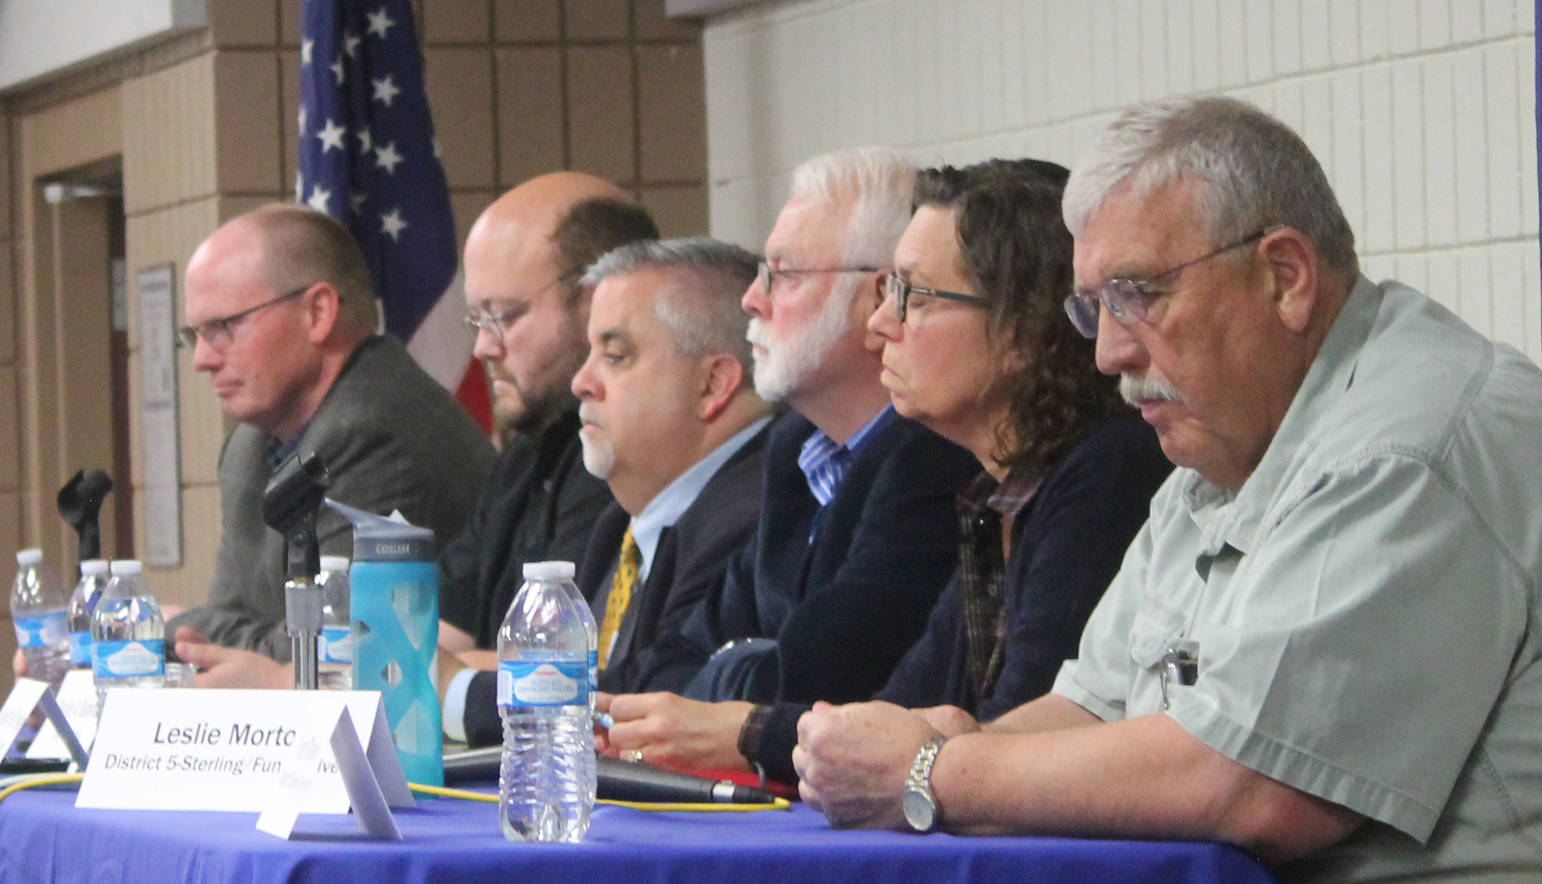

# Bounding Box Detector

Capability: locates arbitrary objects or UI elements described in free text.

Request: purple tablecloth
[0,786,1277,883]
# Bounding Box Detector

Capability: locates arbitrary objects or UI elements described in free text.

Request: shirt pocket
[1127,603,1188,715]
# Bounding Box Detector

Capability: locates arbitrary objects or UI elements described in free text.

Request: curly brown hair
[912,160,1126,474]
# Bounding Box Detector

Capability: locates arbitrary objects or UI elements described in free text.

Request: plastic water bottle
[91,560,165,710]
[11,548,70,687]
[67,559,111,670]
[561,577,598,706]
[498,561,596,842]
[316,555,352,690]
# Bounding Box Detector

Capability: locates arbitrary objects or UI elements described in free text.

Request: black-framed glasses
[176,284,313,349]
[882,273,988,323]
[757,261,877,296]
[1063,228,1270,338]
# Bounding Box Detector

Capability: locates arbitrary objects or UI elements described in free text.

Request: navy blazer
[461,421,769,746]
[634,410,979,706]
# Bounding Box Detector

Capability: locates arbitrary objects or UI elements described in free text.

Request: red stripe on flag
[455,355,492,435]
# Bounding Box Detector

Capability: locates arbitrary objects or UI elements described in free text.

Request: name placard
[75,689,409,820]
[28,670,99,765]
[0,678,50,756]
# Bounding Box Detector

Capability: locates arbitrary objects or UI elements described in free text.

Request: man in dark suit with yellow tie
[456,237,775,745]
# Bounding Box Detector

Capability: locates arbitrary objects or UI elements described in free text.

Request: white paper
[0,678,50,757]
[27,669,98,765]
[76,689,407,815]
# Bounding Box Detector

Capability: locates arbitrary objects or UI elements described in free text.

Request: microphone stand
[262,452,330,690]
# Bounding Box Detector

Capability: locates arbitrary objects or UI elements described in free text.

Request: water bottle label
[69,630,93,665]
[497,659,588,707]
[320,626,353,664]
[92,639,166,678]
[13,612,67,648]
[589,649,598,690]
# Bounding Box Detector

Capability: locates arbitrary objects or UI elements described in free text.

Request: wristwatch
[902,734,948,833]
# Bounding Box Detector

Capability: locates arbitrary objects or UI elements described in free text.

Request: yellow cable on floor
[0,772,84,803]
[409,781,790,812]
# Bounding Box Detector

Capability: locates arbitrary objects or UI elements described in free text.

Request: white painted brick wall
[702,0,1541,362]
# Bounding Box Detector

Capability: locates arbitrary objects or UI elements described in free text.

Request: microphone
[596,755,776,804]
[442,748,777,804]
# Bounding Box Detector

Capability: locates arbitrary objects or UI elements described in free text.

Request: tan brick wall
[0,2,708,694]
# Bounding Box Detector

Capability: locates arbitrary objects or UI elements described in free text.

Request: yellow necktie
[598,527,640,670]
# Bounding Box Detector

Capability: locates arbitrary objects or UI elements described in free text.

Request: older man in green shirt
[794,96,1542,880]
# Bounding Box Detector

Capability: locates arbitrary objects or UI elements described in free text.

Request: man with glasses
[598,148,977,769]
[796,98,1542,879]
[176,180,661,707]
[453,238,775,746]
[167,204,494,659]
[434,175,657,686]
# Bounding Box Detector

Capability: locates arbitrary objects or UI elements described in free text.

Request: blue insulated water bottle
[325,499,442,786]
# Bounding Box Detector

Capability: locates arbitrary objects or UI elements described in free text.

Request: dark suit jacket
[633,409,979,706]
[438,410,613,650]
[461,421,770,746]
[751,414,1173,782]
[169,336,494,659]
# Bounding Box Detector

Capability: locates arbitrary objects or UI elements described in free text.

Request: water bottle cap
[80,559,110,575]
[112,559,143,575]
[522,560,575,580]
[15,548,42,566]
[319,555,351,572]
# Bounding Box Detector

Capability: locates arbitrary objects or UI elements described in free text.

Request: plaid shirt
[956,466,1040,706]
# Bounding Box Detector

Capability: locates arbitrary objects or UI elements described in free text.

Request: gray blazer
[170,335,495,659]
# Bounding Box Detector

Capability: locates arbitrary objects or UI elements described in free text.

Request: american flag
[297,0,490,430]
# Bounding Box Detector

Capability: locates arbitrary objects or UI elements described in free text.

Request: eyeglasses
[464,272,578,338]
[463,303,527,338]
[1063,228,1269,338]
[757,261,877,297]
[882,273,987,323]
[177,285,312,349]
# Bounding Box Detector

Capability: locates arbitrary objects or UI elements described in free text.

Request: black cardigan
[753,414,1173,783]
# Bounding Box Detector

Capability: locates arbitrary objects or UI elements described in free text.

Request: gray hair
[1063,96,1358,277]
[787,147,917,311]
[581,237,759,371]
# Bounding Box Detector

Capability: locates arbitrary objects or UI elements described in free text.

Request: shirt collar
[958,464,1041,521]
[1184,275,1382,554]
[796,406,896,506]
[630,415,773,581]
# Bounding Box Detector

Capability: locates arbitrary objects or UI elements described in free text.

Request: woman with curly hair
[599,159,1171,785]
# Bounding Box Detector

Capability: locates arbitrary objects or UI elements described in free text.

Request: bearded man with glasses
[166,204,494,661]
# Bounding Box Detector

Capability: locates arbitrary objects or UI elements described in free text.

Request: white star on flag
[298,0,484,428]
[366,7,395,39]
[372,74,400,108]
[317,118,346,152]
[380,208,407,241]
[306,184,331,213]
[374,141,404,174]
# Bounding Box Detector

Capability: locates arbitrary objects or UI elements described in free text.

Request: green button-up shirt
[1055,277,1542,880]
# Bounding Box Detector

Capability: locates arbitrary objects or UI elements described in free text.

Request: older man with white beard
[595,148,978,777]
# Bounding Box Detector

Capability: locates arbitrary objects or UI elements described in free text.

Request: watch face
[903,786,936,832]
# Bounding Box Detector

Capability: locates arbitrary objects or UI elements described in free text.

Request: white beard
[746,285,854,402]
